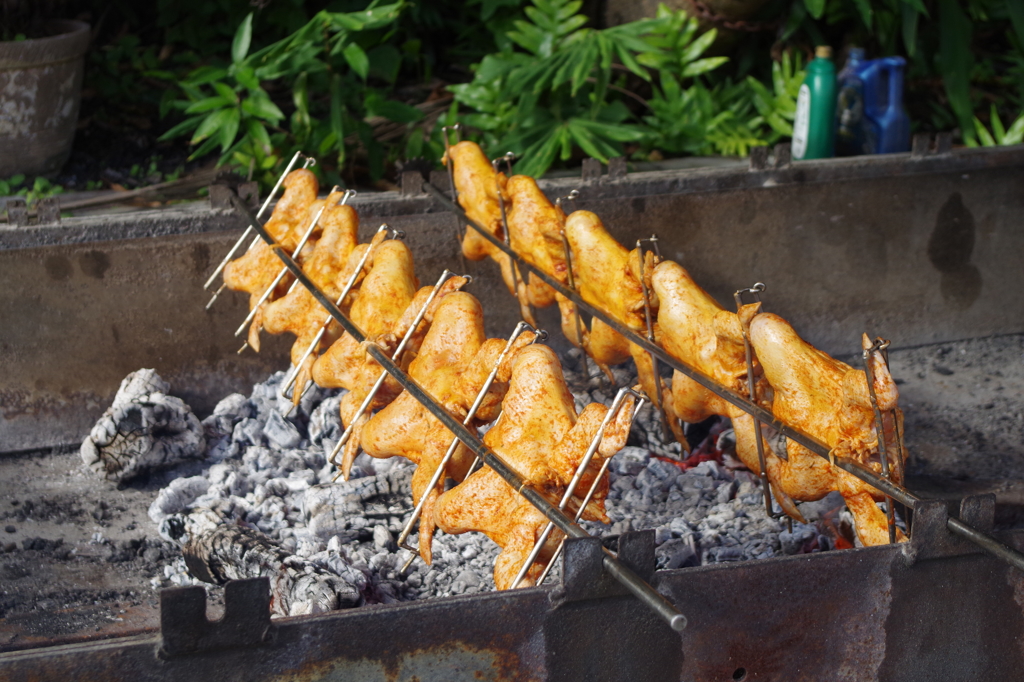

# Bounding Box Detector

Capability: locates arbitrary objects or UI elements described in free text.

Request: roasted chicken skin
[563,210,666,414]
[443,141,508,263]
[434,344,636,589]
[222,169,319,305]
[748,314,907,546]
[651,260,763,450]
[261,197,360,396]
[360,292,535,563]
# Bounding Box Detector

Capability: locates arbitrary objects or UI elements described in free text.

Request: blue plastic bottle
[835,48,867,156]
[859,57,911,154]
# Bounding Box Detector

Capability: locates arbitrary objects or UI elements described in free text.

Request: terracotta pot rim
[0,20,91,69]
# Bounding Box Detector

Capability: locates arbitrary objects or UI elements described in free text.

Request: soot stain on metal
[44,255,73,281]
[78,251,111,280]
[928,192,982,310]
[190,243,210,279]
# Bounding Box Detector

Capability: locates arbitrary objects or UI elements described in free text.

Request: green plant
[160,2,426,184]
[970,104,1024,146]
[0,175,65,204]
[450,1,736,176]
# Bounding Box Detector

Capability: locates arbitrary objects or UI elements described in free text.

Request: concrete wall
[2,145,1022,452]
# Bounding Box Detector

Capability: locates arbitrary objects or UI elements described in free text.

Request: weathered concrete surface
[2,147,1023,453]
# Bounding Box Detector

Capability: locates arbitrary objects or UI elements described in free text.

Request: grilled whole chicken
[434,344,637,589]
[563,210,666,415]
[360,292,535,563]
[748,313,907,546]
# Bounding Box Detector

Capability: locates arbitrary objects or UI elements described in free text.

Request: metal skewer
[229,187,688,632]
[510,386,646,589]
[233,188,350,339]
[734,283,776,519]
[327,270,462,474]
[204,150,308,292]
[397,321,539,573]
[636,235,670,441]
[278,222,398,400]
[536,397,647,586]
[863,336,898,544]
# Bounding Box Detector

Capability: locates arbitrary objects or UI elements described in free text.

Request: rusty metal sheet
[3,528,1023,681]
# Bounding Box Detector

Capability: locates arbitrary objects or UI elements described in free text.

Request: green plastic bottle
[792,46,837,160]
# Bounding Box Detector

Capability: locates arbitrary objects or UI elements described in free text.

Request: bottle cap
[816,45,833,59]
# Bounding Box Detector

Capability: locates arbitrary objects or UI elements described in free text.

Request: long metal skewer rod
[278,223,397,399]
[204,150,308,291]
[636,236,670,440]
[421,180,1024,574]
[510,386,645,589]
[233,188,348,338]
[228,189,687,632]
[397,321,538,570]
[864,336,898,544]
[734,283,775,519]
[327,269,460,472]
[536,398,648,586]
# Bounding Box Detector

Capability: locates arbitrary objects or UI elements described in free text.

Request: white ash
[139,349,847,614]
[80,369,206,483]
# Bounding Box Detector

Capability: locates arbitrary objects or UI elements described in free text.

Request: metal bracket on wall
[773,142,792,168]
[553,529,658,604]
[749,146,770,171]
[912,132,953,158]
[5,198,27,226]
[401,170,425,195]
[208,182,259,211]
[581,157,603,183]
[607,156,627,180]
[158,577,273,659]
[904,493,996,565]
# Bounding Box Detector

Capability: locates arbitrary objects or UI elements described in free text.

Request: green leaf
[184,96,231,115]
[241,93,284,123]
[368,44,402,84]
[219,108,241,152]
[901,3,920,56]
[212,82,239,105]
[343,43,370,80]
[246,119,272,153]
[158,116,203,142]
[973,117,995,146]
[191,108,237,145]
[188,134,223,162]
[681,56,728,77]
[365,93,424,123]
[329,73,345,157]
[938,0,974,134]
[235,66,260,92]
[852,0,873,29]
[232,13,253,65]
[989,104,1006,143]
[1008,0,1024,51]
[186,66,228,86]
[803,0,826,20]
[1003,111,1024,145]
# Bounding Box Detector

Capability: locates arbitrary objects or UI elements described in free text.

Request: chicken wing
[748,313,907,546]
[223,169,319,305]
[434,344,637,589]
[261,198,361,400]
[443,140,508,262]
[360,292,536,563]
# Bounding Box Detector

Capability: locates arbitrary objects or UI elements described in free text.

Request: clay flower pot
[0,20,90,177]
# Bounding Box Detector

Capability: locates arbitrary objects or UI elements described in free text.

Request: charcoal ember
[148,476,211,523]
[202,393,253,438]
[264,410,302,450]
[303,464,413,540]
[308,394,342,446]
[175,511,362,616]
[80,369,206,483]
